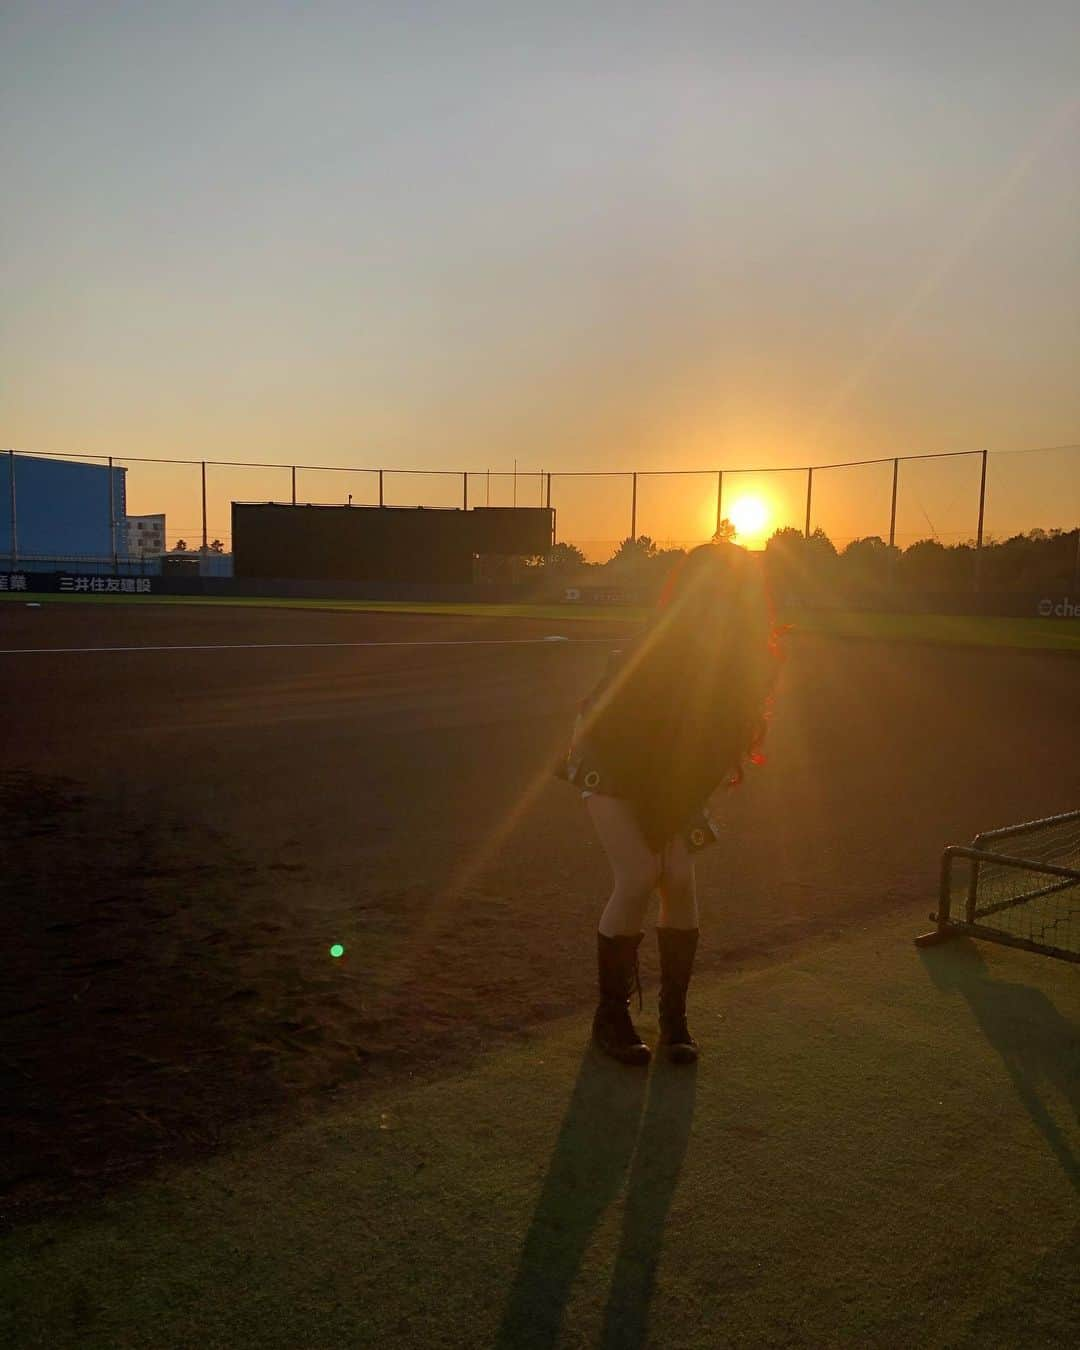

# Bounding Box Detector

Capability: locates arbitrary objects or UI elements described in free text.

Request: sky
[2,2,1078,553]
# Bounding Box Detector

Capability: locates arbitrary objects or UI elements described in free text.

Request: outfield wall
[232,503,555,584]
[2,454,128,560]
[0,571,548,604]
[2,570,1080,619]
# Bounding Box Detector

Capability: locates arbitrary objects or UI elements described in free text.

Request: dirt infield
[2,602,1078,1232]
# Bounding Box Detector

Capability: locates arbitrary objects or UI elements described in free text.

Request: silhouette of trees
[530,522,1077,599]
[714,518,737,543]
[606,536,688,588]
[759,525,1078,597]
[763,526,837,598]
[839,536,900,592]
[897,538,960,589]
[979,529,1077,590]
[522,541,586,572]
[608,535,658,569]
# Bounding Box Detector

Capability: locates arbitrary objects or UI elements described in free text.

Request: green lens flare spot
[330,943,345,958]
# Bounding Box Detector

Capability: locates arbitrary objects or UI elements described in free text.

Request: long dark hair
[586,539,784,847]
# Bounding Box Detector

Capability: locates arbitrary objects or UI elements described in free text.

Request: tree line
[529,524,1080,598]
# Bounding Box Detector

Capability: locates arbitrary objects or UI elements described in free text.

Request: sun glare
[728,494,769,541]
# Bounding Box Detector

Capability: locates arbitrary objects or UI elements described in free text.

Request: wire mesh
[633,471,717,552]
[957,859,1080,957]
[292,466,382,513]
[949,812,1080,958]
[465,470,548,510]
[116,457,204,554]
[985,445,1080,542]
[810,459,897,553]
[547,473,634,563]
[206,463,292,552]
[6,444,1080,582]
[381,470,464,510]
[893,452,984,548]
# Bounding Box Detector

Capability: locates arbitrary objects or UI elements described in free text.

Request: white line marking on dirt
[0,638,613,655]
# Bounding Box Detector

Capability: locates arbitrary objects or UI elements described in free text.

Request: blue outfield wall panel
[3,454,126,559]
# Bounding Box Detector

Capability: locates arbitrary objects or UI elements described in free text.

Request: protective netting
[958,811,1080,957]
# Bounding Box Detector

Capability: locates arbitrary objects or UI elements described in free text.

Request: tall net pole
[804,466,814,538]
[9,449,17,570]
[1074,527,1080,595]
[974,449,988,592]
[201,461,208,553]
[108,455,117,571]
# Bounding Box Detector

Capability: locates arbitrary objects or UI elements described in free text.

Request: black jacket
[556,631,746,850]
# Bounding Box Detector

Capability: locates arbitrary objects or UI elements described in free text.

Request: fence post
[974,449,987,593]
[379,469,384,507]
[545,471,551,510]
[804,467,814,539]
[463,471,468,511]
[201,461,208,553]
[1073,527,1080,596]
[108,455,118,572]
[291,466,296,505]
[888,457,899,588]
[715,470,724,536]
[631,471,637,540]
[8,449,17,570]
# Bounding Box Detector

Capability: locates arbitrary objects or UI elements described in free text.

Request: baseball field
[1,597,1077,1348]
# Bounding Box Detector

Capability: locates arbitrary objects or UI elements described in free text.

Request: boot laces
[607,998,643,1047]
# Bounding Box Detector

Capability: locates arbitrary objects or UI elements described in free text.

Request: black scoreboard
[232,503,554,583]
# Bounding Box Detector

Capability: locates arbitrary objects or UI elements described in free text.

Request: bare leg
[586,795,661,937]
[657,835,699,929]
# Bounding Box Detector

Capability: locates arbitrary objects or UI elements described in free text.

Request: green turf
[792,608,1080,653]
[4,589,1080,651]
[2,911,1076,1348]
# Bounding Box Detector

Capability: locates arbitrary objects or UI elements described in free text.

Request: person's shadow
[493,1043,697,1350]
[918,938,1079,1191]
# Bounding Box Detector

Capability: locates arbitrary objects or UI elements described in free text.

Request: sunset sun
[728,494,770,541]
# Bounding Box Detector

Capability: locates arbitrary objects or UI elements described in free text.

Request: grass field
[3,588,1080,651]
[2,911,1077,1349]
[1,602,1077,1348]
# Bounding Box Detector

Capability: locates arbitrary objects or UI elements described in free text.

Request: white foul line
[0,637,613,655]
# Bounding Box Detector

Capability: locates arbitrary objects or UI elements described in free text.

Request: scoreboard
[232,503,554,583]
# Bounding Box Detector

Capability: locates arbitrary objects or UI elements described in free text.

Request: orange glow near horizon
[728,494,771,545]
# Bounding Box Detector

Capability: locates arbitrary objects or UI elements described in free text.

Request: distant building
[2,452,127,568]
[125,513,166,557]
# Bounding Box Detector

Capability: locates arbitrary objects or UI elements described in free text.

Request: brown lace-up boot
[591,931,651,1066]
[656,926,700,1063]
